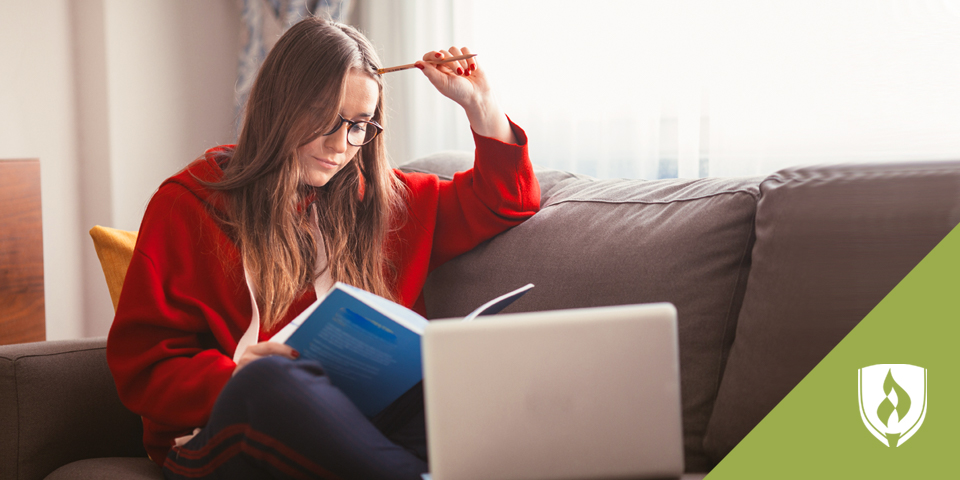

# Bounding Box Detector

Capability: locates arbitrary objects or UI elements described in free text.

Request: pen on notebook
[377,53,478,75]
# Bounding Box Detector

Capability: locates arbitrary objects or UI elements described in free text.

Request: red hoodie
[106,122,539,466]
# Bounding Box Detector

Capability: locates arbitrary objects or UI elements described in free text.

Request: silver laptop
[421,303,684,480]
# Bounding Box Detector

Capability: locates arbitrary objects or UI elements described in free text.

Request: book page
[284,286,425,416]
[337,283,429,334]
[463,283,534,321]
[268,297,322,344]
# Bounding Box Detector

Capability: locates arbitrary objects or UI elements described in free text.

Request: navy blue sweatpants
[163,356,428,480]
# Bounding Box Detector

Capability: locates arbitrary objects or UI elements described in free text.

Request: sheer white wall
[366,0,960,178]
[1,0,240,339]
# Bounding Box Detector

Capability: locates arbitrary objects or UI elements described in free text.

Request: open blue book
[269,282,534,417]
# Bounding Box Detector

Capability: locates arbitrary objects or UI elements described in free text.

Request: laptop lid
[422,303,684,480]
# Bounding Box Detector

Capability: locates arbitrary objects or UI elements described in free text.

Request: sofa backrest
[401,153,763,472]
[703,160,960,462]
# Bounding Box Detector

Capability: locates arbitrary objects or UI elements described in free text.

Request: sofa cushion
[0,339,145,480]
[89,226,139,311]
[399,151,590,204]
[403,153,762,472]
[703,161,960,463]
[45,457,161,480]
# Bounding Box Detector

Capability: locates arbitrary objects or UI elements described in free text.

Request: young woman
[106,17,539,480]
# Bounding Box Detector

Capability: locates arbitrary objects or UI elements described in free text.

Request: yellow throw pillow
[89,225,138,311]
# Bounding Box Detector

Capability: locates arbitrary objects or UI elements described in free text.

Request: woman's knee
[235,355,294,380]
[222,357,297,401]
[221,356,327,403]
[217,356,347,430]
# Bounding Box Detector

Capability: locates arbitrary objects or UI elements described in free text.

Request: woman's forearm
[414,47,517,145]
[463,92,517,145]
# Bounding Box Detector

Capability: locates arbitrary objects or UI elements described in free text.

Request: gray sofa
[3,154,959,480]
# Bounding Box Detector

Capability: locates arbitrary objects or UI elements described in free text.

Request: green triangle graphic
[706,223,960,478]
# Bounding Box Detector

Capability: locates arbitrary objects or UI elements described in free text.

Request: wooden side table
[0,158,46,345]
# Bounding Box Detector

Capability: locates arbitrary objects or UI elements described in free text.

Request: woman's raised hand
[415,47,516,144]
[416,47,487,109]
[233,341,299,376]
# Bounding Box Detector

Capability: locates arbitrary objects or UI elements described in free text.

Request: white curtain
[357,0,475,166]
[236,0,354,122]
[364,0,960,178]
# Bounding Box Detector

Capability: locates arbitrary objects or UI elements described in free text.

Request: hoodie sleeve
[106,180,248,432]
[390,117,540,308]
[428,116,539,269]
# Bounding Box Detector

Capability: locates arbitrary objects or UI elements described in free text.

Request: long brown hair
[206,17,405,330]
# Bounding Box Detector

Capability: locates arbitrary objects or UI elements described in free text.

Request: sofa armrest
[0,338,145,480]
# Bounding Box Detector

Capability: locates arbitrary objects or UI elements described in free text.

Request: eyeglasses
[321,114,383,146]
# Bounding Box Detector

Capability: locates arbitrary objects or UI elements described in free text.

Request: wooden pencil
[377,53,478,75]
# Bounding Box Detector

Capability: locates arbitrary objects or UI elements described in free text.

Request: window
[388,0,960,178]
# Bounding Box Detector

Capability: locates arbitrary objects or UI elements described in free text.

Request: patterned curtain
[236,0,353,121]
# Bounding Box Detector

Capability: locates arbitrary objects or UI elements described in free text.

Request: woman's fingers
[415,45,488,108]
[447,47,464,75]
[419,47,477,76]
[420,50,448,74]
[436,49,459,75]
[461,46,477,75]
[422,50,444,63]
[444,46,465,76]
[419,50,449,75]
[247,341,299,359]
[233,342,299,376]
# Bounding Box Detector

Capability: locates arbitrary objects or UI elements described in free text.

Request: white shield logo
[858,364,927,447]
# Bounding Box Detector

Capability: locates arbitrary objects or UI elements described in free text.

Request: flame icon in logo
[858,364,927,447]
